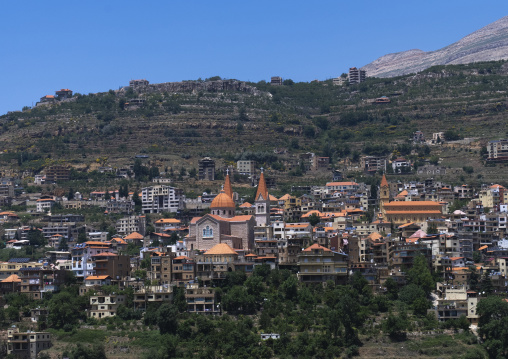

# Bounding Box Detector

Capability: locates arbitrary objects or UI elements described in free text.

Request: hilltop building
[271,76,283,85]
[349,67,366,84]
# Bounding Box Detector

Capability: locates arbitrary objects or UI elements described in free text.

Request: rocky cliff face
[362,16,508,78]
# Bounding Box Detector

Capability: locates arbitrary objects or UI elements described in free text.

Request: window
[203,226,213,238]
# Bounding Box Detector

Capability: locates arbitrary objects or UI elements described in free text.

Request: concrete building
[349,67,366,84]
[270,76,283,85]
[116,215,146,235]
[89,293,126,319]
[361,156,387,174]
[185,282,220,314]
[297,243,348,284]
[45,165,70,182]
[142,185,183,213]
[7,327,51,359]
[129,79,149,87]
[487,139,508,161]
[198,157,215,181]
[237,160,256,175]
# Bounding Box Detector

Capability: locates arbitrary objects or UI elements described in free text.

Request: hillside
[1,62,508,188]
[362,15,508,78]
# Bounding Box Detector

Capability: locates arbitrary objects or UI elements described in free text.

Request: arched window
[203,226,213,238]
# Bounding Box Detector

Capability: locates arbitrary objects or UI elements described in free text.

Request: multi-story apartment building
[91,253,130,281]
[0,260,44,280]
[185,282,220,314]
[88,294,126,319]
[198,157,215,181]
[237,160,256,175]
[7,327,51,359]
[361,156,387,174]
[487,139,508,160]
[45,165,70,182]
[71,242,113,279]
[116,215,146,235]
[348,67,366,84]
[19,267,69,300]
[172,256,195,286]
[142,185,183,213]
[270,76,283,85]
[297,243,348,284]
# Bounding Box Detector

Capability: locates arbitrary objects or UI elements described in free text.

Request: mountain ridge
[362,15,508,78]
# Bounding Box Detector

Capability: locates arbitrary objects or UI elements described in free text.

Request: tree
[172,286,187,313]
[407,254,434,295]
[157,303,178,334]
[77,232,87,244]
[427,222,438,234]
[222,286,256,314]
[27,227,45,247]
[303,126,316,138]
[383,310,408,340]
[132,191,142,213]
[308,213,320,227]
[68,187,74,200]
[281,276,298,301]
[477,296,508,358]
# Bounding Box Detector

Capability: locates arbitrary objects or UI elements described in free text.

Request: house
[71,241,113,278]
[297,243,348,284]
[172,256,195,286]
[196,243,239,282]
[55,88,73,99]
[0,274,21,295]
[7,327,51,359]
[373,96,390,104]
[39,95,56,104]
[149,251,173,284]
[36,197,56,213]
[133,285,173,310]
[91,253,130,281]
[88,293,126,319]
[185,282,220,314]
[392,158,411,173]
[154,218,182,232]
[19,267,70,300]
[124,231,144,245]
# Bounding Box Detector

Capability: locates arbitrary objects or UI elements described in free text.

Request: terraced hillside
[1,62,508,186]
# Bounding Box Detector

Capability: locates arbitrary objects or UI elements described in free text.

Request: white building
[237,160,256,175]
[142,185,183,213]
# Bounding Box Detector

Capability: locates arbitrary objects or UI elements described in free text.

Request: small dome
[210,190,235,209]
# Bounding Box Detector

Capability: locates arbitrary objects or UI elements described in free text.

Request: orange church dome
[210,190,235,209]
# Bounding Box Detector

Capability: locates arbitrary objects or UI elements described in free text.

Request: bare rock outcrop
[362,16,508,78]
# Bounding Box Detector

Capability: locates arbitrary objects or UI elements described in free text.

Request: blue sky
[1,1,507,115]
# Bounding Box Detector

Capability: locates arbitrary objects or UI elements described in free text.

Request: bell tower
[255,169,270,226]
[379,174,390,218]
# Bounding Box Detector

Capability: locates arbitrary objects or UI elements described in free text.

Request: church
[379,174,444,225]
[187,171,270,252]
